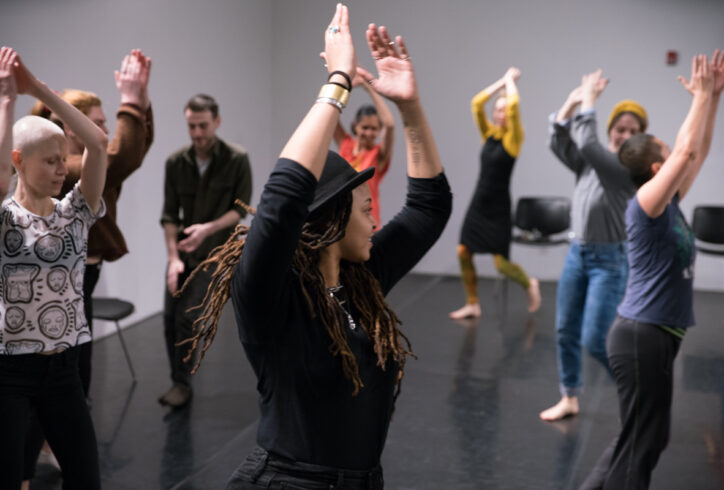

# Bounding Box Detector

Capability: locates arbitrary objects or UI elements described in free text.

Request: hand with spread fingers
[361,24,418,103]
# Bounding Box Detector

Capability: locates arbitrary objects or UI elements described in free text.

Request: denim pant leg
[555,243,588,396]
[580,244,628,377]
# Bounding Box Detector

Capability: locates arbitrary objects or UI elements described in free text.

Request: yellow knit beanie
[607,100,648,133]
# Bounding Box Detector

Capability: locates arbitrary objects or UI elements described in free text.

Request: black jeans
[163,263,212,386]
[79,262,102,396]
[227,447,384,490]
[580,316,681,490]
[0,347,100,489]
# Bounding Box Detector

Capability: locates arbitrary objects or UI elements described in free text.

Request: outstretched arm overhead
[354,65,395,170]
[549,84,585,172]
[636,54,716,218]
[360,24,442,178]
[502,67,524,157]
[0,47,17,197]
[675,49,724,200]
[471,69,509,141]
[280,3,355,180]
[12,49,108,212]
[579,69,609,113]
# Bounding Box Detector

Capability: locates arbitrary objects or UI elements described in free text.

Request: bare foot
[527,278,541,313]
[449,303,481,319]
[539,396,579,421]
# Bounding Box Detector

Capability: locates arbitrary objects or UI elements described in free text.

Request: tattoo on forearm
[407,128,422,165]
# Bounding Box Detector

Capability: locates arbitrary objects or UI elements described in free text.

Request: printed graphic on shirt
[70,297,86,331]
[5,339,44,354]
[47,266,69,293]
[3,264,41,303]
[35,234,65,262]
[70,257,84,295]
[38,303,69,339]
[65,219,84,255]
[4,229,23,255]
[4,306,26,333]
[674,211,695,280]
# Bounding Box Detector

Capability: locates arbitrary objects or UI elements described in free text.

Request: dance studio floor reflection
[30,275,724,489]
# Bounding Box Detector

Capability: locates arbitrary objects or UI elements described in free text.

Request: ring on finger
[328,25,340,34]
[387,41,395,46]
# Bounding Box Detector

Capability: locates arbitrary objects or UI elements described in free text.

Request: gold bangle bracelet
[317,84,350,107]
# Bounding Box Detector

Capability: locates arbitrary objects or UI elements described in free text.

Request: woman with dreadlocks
[180,5,451,489]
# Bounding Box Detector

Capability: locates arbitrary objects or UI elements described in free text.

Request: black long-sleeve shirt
[231,158,451,469]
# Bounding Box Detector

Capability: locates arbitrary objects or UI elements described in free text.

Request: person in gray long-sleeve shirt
[540,69,646,422]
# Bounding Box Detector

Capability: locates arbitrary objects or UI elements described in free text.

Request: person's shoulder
[217,138,250,168]
[166,144,193,166]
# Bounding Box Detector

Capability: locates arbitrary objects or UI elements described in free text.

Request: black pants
[580,316,681,490]
[79,262,102,396]
[227,447,384,490]
[163,263,211,387]
[0,347,100,489]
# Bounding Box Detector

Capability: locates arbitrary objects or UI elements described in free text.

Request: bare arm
[0,48,17,197]
[355,67,395,170]
[676,50,724,199]
[279,4,356,180]
[14,53,107,212]
[637,54,714,218]
[362,25,442,178]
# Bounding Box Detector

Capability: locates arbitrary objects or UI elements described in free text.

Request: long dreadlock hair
[178,192,414,400]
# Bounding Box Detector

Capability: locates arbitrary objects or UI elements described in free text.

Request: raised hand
[504,67,521,82]
[6,48,37,95]
[116,49,152,109]
[581,69,608,101]
[361,24,418,103]
[679,54,714,96]
[0,47,18,102]
[324,3,356,84]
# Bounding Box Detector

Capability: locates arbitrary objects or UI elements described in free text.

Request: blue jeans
[555,240,628,396]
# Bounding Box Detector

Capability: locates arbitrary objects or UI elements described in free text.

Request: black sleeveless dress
[459,136,516,258]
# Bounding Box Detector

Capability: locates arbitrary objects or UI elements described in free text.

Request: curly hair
[177,194,413,399]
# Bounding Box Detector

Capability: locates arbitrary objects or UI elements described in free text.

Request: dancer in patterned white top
[0,47,107,489]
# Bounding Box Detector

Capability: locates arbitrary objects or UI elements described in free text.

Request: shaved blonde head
[13,115,65,156]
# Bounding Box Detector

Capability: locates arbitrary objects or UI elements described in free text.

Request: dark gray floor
[31,274,724,489]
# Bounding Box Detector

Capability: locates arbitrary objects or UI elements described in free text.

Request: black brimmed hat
[308,151,375,214]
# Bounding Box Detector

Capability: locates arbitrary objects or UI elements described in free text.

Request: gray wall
[2,0,724,331]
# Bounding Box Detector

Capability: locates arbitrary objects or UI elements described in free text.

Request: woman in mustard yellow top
[450,67,540,319]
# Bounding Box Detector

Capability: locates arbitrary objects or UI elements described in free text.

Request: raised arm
[637,54,714,217]
[279,3,355,179]
[13,51,107,212]
[0,48,17,197]
[471,76,505,141]
[362,24,442,178]
[105,49,153,188]
[502,67,524,158]
[548,85,585,172]
[675,50,724,199]
[354,65,395,170]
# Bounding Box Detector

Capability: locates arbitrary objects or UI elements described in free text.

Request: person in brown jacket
[57,49,153,396]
